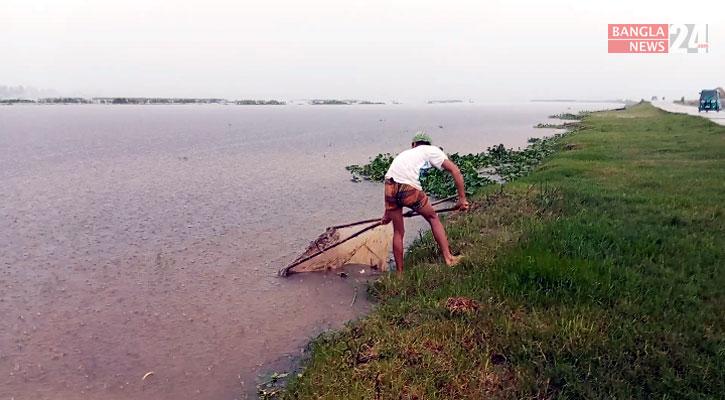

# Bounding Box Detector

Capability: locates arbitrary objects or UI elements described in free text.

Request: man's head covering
[412,131,432,145]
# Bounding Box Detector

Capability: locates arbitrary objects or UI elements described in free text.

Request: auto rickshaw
[699,89,722,112]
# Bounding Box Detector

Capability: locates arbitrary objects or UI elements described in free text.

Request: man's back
[385,145,447,190]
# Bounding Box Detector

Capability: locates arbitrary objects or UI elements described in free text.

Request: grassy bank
[282,103,725,399]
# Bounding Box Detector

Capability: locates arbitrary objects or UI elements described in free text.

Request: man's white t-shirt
[384,145,448,190]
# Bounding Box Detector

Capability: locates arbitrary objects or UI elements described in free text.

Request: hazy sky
[1,0,722,101]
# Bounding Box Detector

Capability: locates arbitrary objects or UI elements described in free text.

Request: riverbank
[281,103,725,398]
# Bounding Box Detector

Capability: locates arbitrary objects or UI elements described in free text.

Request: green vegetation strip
[345,129,582,198]
[548,112,589,120]
[282,104,724,399]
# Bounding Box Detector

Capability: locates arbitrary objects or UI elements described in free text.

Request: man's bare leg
[389,208,405,275]
[416,202,460,265]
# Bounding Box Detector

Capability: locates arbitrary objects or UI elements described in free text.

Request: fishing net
[278,196,456,276]
[279,222,393,276]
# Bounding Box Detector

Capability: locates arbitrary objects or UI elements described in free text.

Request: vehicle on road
[699,89,722,112]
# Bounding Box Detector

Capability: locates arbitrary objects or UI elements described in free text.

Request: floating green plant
[346,128,579,198]
[548,111,591,120]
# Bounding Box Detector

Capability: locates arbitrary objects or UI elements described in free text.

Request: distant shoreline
[0,97,400,106]
[0,99,631,106]
[531,99,629,103]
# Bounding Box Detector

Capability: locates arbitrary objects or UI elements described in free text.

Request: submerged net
[279,222,393,276]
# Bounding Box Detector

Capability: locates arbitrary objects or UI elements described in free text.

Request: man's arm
[441,159,469,211]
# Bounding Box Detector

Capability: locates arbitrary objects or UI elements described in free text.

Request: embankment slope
[283,103,725,399]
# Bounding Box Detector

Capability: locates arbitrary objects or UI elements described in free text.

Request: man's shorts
[384,178,429,212]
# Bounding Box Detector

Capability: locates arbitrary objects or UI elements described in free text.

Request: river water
[0,102,621,399]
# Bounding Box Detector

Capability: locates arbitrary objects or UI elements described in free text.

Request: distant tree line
[38,97,91,104]
[0,96,397,106]
[103,98,227,104]
[312,99,350,105]
[0,98,36,104]
[235,100,285,105]
[310,99,386,105]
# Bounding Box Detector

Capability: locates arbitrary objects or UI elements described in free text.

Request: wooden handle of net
[331,195,458,229]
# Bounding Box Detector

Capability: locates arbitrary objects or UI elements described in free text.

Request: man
[381,131,469,275]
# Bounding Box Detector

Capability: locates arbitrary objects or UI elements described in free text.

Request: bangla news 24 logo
[608,24,709,53]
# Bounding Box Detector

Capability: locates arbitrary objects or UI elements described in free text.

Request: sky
[1,0,723,102]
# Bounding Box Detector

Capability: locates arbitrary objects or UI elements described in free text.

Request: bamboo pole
[330,195,458,229]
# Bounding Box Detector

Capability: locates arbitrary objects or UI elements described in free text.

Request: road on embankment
[653,100,725,125]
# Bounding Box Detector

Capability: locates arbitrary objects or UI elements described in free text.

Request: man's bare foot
[445,255,463,266]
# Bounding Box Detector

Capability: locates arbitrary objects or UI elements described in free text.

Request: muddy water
[0,102,621,399]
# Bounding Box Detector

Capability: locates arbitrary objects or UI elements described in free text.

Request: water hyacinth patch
[346,128,581,198]
[548,111,592,120]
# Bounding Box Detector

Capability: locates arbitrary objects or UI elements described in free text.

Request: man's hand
[455,198,470,211]
[381,211,392,225]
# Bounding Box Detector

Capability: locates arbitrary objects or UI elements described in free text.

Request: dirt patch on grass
[477,369,519,398]
[444,297,481,314]
[355,341,380,364]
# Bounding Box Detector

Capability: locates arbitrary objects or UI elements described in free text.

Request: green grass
[281,104,725,399]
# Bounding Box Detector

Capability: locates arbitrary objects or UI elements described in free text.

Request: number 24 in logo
[670,24,708,53]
